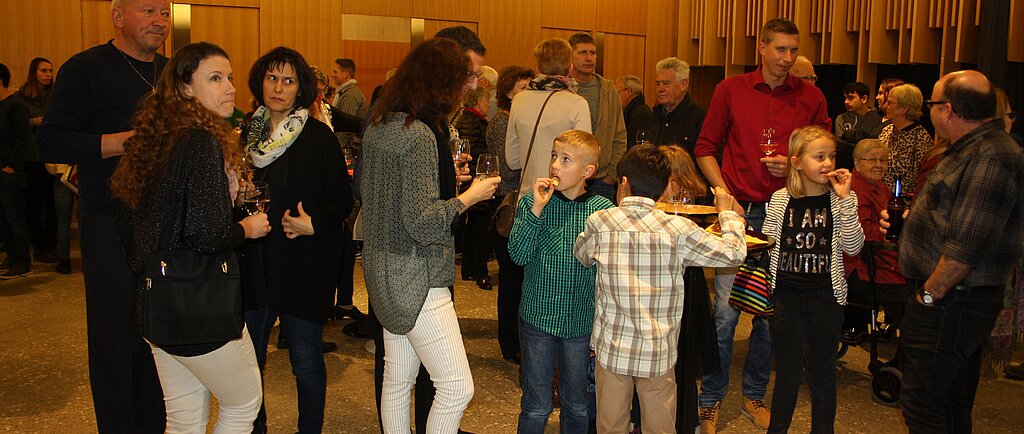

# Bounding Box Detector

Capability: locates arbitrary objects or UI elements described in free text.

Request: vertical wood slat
[190,5,260,107]
[478,0,544,71]
[1009,0,1024,61]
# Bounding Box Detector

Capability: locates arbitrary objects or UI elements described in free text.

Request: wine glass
[636,129,652,146]
[342,148,354,168]
[239,153,255,183]
[241,181,270,216]
[475,154,499,181]
[451,139,469,186]
[760,127,777,156]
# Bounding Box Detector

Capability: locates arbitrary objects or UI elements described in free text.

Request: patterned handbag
[729,255,774,316]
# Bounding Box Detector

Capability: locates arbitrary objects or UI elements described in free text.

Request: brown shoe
[698,401,720,434]
[742,398,770,430]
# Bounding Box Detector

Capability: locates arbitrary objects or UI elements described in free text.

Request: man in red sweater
[693,18,831,433]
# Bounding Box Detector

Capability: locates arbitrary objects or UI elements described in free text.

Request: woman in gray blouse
[360,37,499,433]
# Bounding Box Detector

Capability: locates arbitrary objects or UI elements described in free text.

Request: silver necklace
[117,48,156,89]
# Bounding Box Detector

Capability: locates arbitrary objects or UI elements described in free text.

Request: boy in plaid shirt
[574,144,747,433]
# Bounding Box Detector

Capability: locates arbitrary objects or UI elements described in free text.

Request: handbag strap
[518,90,562,190]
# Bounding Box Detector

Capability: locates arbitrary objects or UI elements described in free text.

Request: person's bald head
[790,55,816,84]
[938,70,996,121]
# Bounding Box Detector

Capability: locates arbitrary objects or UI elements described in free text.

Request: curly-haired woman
[111,42,271,433]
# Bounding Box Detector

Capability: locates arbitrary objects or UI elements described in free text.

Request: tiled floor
[2,255,1022,433]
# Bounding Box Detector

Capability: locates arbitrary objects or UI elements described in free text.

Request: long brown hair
[112,42,242,210]
[21,57,51,100]
[370,37,469,130]
[661,144,707,196]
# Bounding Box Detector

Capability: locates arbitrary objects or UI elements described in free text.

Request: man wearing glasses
[894,70,1024,433]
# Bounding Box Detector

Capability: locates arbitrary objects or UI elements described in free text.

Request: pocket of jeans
[933,304,999,366]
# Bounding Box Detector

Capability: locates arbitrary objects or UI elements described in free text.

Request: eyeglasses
[924,100,949,107]
[856,157,888,164]
[797,75,817,83]
[1007,111,1017,121]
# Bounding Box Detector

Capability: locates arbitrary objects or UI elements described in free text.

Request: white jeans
[148,326,262,434]
[381,287,475,433]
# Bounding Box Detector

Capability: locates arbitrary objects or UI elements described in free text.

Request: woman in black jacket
[112,42,272,433]
[455,86,495,289]
[241,47,353,434]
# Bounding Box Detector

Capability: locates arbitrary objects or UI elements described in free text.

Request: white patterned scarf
[245,106,309,168]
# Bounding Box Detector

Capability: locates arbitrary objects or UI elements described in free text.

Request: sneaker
[0,262,32,279]
[698,401,720,434]
[742,398,770,430]
[55,260,72,275]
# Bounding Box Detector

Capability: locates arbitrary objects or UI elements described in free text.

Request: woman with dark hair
[14,57,61,268]
[362,37,499,433]
[486,65,534,363]
[241,46,352,434]
[111,42,271,433]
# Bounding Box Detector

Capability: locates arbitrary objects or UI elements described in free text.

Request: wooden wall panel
[540,28,584,41]
[341,0,411,17]
[478,0,544,73]
[82,0,115,51]
[728,0,756,67]
[698,0,726,66]
[909,0,941,64]
[190,5,260,108]
[0,0,83,86]
[541,0,596,32]
[338,40,410,102]
[595,0,648,36]
[423,20,478,39]
[868,0,899,64]
[412,0,479,22]
[1011,0,1024,62]
[648,0,679,103]
[675,0,698,66]
[829,0,859,64]
[258,0,343,73]
[601,33,646,85]
[953,0,980,64]
[176,0,259,7]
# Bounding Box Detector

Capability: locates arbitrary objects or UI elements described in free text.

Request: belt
[738,201,766,213]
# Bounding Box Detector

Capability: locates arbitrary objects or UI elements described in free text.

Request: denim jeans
[53,178,75,261]
[700,203,772,406]
[245,307,326,434]
[491,223,523,360]
[900,286,1002,434]
[0,171,30,264]
[518,318,591,434]
[767,289,843,434]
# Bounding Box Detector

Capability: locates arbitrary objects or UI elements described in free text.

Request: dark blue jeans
[0,171,30,264]
[768,288,843,434]
[53,178,74,261]
[245,307,326,434]
[491,222,523,360]
[518,318,590,434]
[899,286,1002,434]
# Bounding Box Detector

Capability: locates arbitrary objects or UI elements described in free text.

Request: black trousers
[461,198,495,279]
[23,161,56,253]
[768,288,843,434]
[491,223,523,359]
[900,285,1002,434]
[78,203,165,433]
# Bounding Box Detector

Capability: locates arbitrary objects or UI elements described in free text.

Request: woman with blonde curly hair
[111,41,271,433]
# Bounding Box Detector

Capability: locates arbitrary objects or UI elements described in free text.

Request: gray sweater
[361,113,466,334]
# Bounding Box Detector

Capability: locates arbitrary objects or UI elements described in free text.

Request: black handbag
[494,90,561,238]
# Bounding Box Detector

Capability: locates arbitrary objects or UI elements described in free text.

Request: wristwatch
[920,288,936,306]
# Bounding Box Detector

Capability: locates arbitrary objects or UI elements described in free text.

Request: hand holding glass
[760,128,777,156]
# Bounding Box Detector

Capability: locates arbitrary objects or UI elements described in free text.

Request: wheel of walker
[837,341,849,359]
[871,366,903,407]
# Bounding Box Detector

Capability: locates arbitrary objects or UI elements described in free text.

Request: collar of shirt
[656,93,693,119]
[945,118,1005,157]
[746,66,801,95]
[554,189,596,203]
[619,196,656,210]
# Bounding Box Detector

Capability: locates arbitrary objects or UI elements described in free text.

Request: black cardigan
[241,118,353,324]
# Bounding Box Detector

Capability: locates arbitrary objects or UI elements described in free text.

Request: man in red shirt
[693,18,831,433]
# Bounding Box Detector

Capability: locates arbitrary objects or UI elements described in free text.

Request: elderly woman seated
[841,139,909,344]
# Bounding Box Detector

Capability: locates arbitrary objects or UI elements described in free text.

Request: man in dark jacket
[616,75,656,149]
[651,57,707,159]
[0,63,33,278]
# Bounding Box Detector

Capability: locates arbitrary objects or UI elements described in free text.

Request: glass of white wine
[242,181,270,216]
[760,127,777,156]
[451,139,469,186]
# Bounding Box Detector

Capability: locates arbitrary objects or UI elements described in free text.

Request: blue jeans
[53,178,74,261]
[699,203,772,406]
[900,286,1002,434]
[245,307,326,434]
[518,318,591,434]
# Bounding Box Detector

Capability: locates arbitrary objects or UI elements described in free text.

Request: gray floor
[2,241,1023,433]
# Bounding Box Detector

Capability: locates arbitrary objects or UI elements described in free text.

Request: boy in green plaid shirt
[508,130,614,432]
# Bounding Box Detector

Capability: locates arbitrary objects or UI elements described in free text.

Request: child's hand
[531,178,555,217]
[826,169,852,199]
[712,186,736,214]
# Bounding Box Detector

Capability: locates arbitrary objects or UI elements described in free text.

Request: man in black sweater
[0,63,33,278]
[651,57,707,159]
[616,75,656,149]
[37,0,170,432]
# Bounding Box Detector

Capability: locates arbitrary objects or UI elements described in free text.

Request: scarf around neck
[245,106,309,168]
[528,74,578,93]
